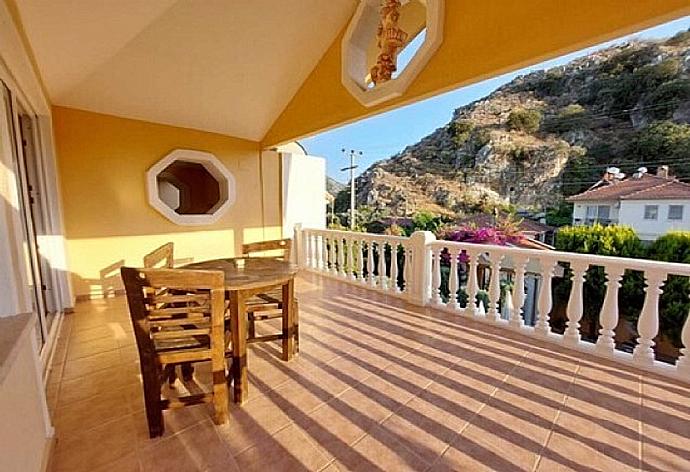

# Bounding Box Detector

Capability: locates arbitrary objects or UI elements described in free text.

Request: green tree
[507,108,542,133]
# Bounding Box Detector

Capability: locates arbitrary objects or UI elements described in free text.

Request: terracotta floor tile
[233,423,330,472]
[429,437,524,472]
[339,427,430,472]
[139,420,238,472]
[61,350,123,381]
[301,402,374,461]
[90,451,140,472]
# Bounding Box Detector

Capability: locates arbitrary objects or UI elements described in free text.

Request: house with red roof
[567,165,690,241]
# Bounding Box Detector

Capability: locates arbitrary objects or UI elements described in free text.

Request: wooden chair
[121,267,229,438]
[242,239,299,353]
[143,242,195,384]
[143,242,174,268]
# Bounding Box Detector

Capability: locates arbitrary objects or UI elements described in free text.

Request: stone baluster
[367,239,376,287]
[329,236,337,274]
[633,272,665,366]
[304,232,312,268]
[563,261,589,346]
[487,252,504,322]
[337,237,346,277]
[378,241,388,291]
[595,265,624,355]
[465,249,479,316]
[357,238,365,282]
[536,257,557,336]
[430,246,442,305]
[390,242,400,293]
[447,247,460,310]
[676,303,690,379]
[347,238,356,280]
[510,255,528,328]
[322,235,329,272]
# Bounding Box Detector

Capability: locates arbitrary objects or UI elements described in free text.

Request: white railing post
[390,242,400,293]
[378,241,387,291]
[406,231,435,306]
[633,272,665,366]
[595,265,624,356]
[347,238,356,281]
[337,237,345,277]
[431,246,442,305]
[487,252,504,322]
[357,237,365,282]
[536,257,557,337]
[677,305,690,379]
[510,255,528,328]
[367,238,376,287]
[329,235,337,275]
[563,261,588,346]
[448,247,460,310]
[465,249,479,316]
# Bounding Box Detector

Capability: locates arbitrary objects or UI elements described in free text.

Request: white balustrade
[595,265,624,355]
[465,249,479,316]
[431,247,442,305]
[510,255,528,328]
[447,247,460,310]
[536,257,557,336]
[298,227,690,382]
[633,273,665,366]
[487,252,503,322]
[564,261,588,346]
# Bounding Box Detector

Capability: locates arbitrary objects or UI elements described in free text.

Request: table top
[183,257,298,291]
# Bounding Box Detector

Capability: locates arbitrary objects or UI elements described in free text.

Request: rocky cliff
[354,30,690,217]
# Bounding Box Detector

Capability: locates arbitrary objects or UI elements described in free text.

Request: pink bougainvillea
[436,226,524,264]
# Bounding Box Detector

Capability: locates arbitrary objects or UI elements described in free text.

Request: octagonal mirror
[146,149,235,225]
[342,0,444,107]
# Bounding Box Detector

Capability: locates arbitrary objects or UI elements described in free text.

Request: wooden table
[183,257,299,404]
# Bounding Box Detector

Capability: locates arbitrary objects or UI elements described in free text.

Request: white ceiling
[16,0,357,141]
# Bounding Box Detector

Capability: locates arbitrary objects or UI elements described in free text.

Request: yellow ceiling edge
[261,0,690,149]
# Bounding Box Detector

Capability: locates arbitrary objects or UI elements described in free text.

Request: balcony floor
[47,273,690,471]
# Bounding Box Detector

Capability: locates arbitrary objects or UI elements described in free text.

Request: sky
[302,16,690,183]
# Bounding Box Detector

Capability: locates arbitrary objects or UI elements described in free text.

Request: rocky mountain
[353,30,690,217]
[327,176,346,199]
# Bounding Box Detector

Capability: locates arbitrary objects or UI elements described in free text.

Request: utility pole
[341,149,362,230]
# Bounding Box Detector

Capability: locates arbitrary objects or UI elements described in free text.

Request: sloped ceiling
[15,0,357,141]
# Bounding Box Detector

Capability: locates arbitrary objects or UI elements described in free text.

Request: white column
[430,246,442,305]
[536,257,557,336]
[447,247,460,310]
[487,252,504,322]
[465,249,479,316]
[378,241,387,291]
[347,238,356,280]
[337,237,345,277]
[390,242,400,293]
[367,239,376,287]
[563,261,588,346]
[510,255,528,328]
[595,265,624,355]
[329,235,337,275]
[633,272,665,366]
[405,231,435,306]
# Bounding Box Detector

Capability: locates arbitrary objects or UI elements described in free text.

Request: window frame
[668,204,684,221]
[643,205,659,220]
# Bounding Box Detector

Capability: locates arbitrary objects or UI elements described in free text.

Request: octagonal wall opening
[342,0,444,107]
[146,149,236,226]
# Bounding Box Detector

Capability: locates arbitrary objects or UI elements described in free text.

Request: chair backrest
[120,267,226,361]
[242,238,291,261]
[143,242,175,268]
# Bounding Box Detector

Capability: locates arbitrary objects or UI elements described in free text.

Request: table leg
[282,279,295,361]
[229,290,248,404]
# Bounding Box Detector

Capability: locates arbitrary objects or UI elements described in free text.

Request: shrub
[543,104,589,133]
[507,108,542,133]
[509,145,531,163]
[450,120,475,147]
[555,224,644,257]
[665,29,690,46]
[535,69,565,97]
[641,78,690,120]
[630,120,690,162]
[646,232,690,346]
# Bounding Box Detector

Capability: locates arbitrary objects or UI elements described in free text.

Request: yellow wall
[263,0,690,146]
[53,106,282,299]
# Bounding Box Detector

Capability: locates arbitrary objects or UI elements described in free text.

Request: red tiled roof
[620,180,690,200]
[566,174,682,202]
[456,213,554,234]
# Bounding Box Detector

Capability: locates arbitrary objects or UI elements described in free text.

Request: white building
[568,166,690,241]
